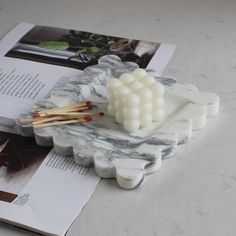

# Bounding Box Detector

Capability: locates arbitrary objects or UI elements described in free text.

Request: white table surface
[0,0,235,235]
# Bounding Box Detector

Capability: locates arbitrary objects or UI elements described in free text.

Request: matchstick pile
[20,101,104,128]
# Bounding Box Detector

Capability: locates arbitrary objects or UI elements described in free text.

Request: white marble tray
[16,55,219,189]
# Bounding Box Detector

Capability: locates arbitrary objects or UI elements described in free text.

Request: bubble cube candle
[106,68,165,133]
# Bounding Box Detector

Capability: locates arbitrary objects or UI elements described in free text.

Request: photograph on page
[5,25,160,70]
[0,131,51,203]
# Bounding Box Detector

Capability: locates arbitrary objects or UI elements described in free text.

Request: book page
[0,57,80,120]
[0,131,100,236]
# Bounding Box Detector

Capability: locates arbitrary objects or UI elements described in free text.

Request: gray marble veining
[16,55,219,189]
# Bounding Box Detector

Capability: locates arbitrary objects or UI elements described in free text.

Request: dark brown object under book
[0,191,18,203]
[0,131,51,171]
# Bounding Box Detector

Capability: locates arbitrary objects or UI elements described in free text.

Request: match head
[34,112,40,118]
[85,101,92,106]
[84,115,93,122]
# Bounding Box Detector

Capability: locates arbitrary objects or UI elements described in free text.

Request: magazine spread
[0,22,176,235]
[0,22,175,132]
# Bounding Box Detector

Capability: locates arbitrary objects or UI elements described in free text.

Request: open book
[0,22,175,133]
[0,22,175,235]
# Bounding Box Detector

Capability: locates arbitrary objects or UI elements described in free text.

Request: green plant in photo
[89,46,101,54]
[76,46,102,55]
[38,41,69,51]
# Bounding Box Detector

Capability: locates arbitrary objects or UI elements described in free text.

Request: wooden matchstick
[32,116,65,125]
[44,111,104,117]
[37,106,92,117]
[37,101,92,116]
[33,118,88,128]
[19,117,37,124]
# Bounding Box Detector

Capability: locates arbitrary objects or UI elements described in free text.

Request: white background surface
[0,0,235,235]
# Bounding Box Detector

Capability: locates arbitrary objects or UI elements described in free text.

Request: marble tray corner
[16,55,220,189]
